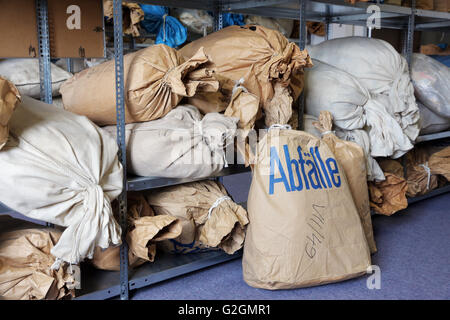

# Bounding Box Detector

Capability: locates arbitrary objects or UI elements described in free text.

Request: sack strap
[207,196,231,219]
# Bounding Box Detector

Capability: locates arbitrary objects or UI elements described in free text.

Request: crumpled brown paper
[92,193,182,271]
[404,147,439,197]
[103,1,144,37]
[180,25,312,126]
[0,217,75,300]
[146,180,249,254]
[60,45,219,125]
[0,76,20,150]
[429,146,450,181]
[313,111,377,253]
[369,160,408,215]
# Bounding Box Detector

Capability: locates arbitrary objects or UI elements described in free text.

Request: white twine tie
[419,162,431,190]
[207,196,231,219]
[321,130,335,137]
[232,77,248,96]
[51,257,63,271]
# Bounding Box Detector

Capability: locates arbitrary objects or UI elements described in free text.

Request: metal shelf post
[297,0,307,130]
[213,1,224,32]
[402,0,416,68]
[113,0,129,301]
[36,0,52,104]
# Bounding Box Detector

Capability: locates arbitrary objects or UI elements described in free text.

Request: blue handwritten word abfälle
[269,145,341,195]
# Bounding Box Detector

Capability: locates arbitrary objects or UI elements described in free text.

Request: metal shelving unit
[0,0,448,300]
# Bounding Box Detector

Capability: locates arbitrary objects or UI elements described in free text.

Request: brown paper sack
[92,193,182,271]
[0,77,20,150]
[369,160,408,215]
[429,146,450,181]
[180,25,312,122]
[0,219,75,300]
[60,45,219,125]
[103,1,144,37]
[146,181,249,255]
[404,147,439,197]
[243,128,371,289]
[313,111,377,254]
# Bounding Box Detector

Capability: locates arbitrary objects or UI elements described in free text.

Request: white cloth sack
[244,16,293,38]
[103,105,238,178]
[411,53,450,119]
[308,37,420,142]
[305,59,413,162]
[0,96,123,265]
[173,9,213,35]
[0,59,72,98]
[418,101,450,135]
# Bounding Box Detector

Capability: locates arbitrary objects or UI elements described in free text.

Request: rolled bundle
[0,76,20,150]
[146,180,249,255]
[179,25,312,123]
[60,45,218,126]
[411,53,450,119]
[313,111,377,254]
[0,96,123,265]
[304,59,411,179]
[0,217,75,300]
[103,105,238,178]
[309,37,420,142]
[92,193,181,271]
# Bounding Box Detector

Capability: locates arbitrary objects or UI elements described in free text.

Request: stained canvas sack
[92,193,181,271]
[0,96,123,265]
[103,105,238,178]
[0,77,20,150]
[146,180,249,255]
[304,59,412,166]
[411,53,450,119]
[313,111,377,254]
[180,25,312,122]
[60,45,218,125]
[243,127,371,289]
[308,37,420,142]
[0,59,72,98]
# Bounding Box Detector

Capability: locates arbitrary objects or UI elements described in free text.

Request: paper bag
[243,128,371,289]
[429,146,450,181]
[146,180,249,254]
[313,111,377,254]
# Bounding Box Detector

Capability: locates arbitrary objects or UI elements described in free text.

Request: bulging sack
[92,193,181,271]
[0,59,72,98]
[308,37,420,142]
[313,111,376,254]
[304,59,412,161]
[60,45,218,125]
[411,53,450,119]
[103,105,238,178]
[0,217,75,300]
[244,16,294,38]
[418,101,450,135]
[243,128,371,289]
[180,25,312,118]
[0,96,123,265]
[146,180,249,255]
[0,76,21,150]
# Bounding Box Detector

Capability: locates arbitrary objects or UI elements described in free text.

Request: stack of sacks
[92,193,182,271]
[179,25,313,127]
[140,4,187,48]
[0,77,20,150]
[369,159,408,216]
[313,111,377,253]
[304,59,403,180]
[243,126,371,289]
[103,105,238,178]
[308,37,420,144]
[146,180,249,254]
[0,216,76,300]
[60,45,219,125]
[103,1,144,37]
[244,16,294,38]
[0,96,123,266]
[0,59,72,98]
[411,54,450,134]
